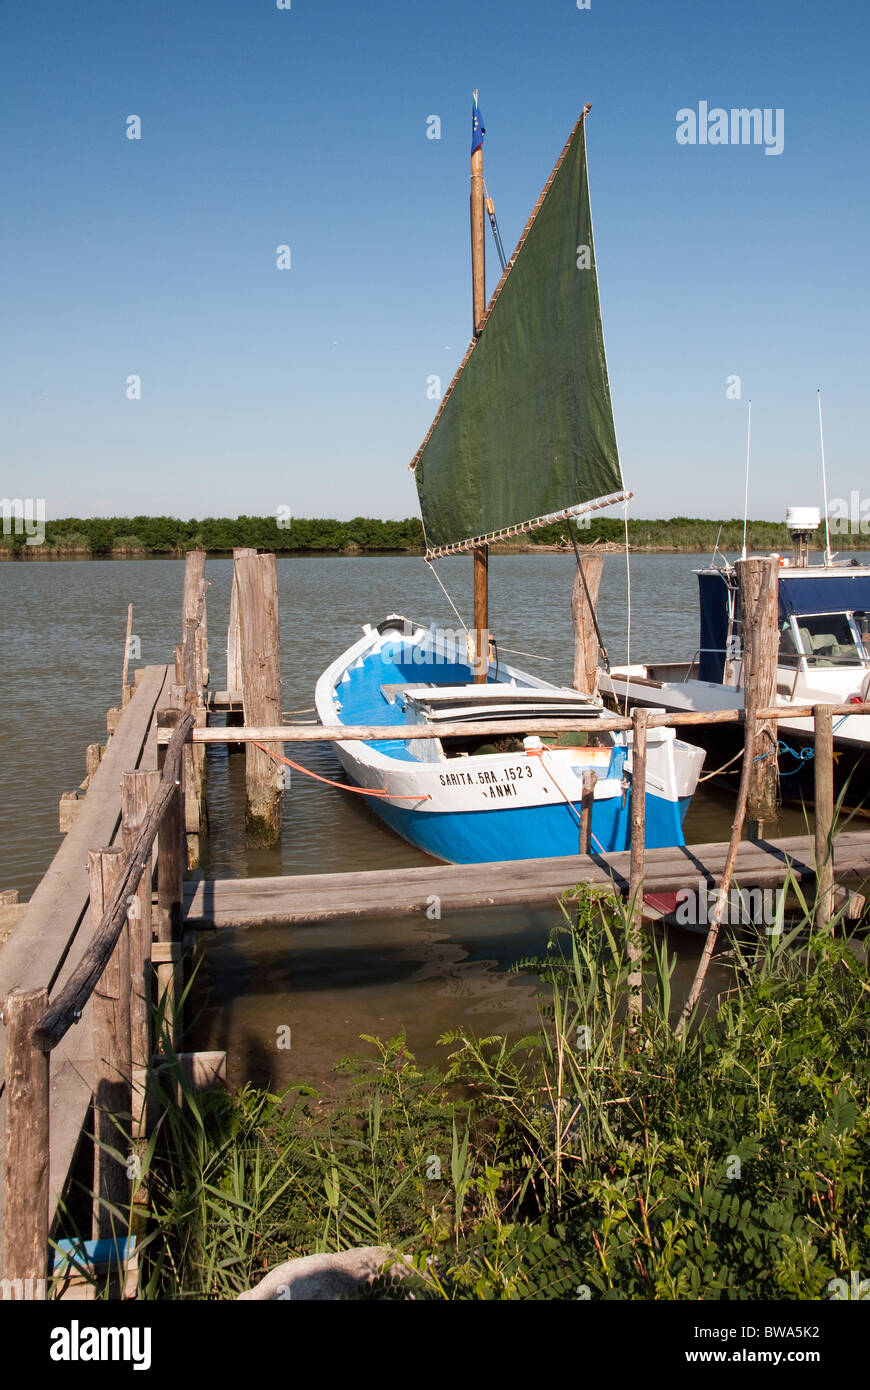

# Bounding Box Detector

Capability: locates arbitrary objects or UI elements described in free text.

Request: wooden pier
[183,832,870,929]
[1,550,869,1298]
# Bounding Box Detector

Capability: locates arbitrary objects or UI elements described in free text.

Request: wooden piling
[171,682,205,856]
[627,708,649,1023]
[156,708,185,1042]
[813,704,836,931]
[226,548,254,750]
[1,987,49,1295]
[182,550,208,692]
[235,551,283,845]
[571,553,604,696]
[89,846,132,1240]
[736,557,780,837]
[577,770,598,855]
[121,602,133,708]
[121,770,160,1147]
[85,743,104,782]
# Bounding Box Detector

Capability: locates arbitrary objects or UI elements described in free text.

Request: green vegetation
[68,880,868,1301]
[2,514,866,557]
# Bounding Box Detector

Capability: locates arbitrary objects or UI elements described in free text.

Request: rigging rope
[425,557,471,637]
[622,497,632,717]
[253,742,432,801]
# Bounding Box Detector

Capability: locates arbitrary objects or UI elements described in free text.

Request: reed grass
[58,871,869,1300]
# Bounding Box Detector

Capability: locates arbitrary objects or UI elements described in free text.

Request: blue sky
[1,0,867,522]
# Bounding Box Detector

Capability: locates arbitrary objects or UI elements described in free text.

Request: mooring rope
[525,744,606,854]
[253,741,432,801]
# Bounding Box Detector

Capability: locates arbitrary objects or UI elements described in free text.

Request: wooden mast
[471,91,488,683]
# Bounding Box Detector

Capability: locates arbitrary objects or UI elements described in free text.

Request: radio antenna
[818,390,833,564]
[741,400,752,560]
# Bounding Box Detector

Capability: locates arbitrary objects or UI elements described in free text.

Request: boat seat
[380,683,415,705]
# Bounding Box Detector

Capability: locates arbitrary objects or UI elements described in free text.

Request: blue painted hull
[355,781,692,865]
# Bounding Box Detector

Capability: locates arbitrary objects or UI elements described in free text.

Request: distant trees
[4,513,865,559]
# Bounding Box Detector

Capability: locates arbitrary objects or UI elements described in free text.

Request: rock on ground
[238,1247,420,1301]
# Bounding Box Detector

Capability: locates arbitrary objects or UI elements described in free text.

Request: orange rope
[253,742,432,801]
[526,745,606,854]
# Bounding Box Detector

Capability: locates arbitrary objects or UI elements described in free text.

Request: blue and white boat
[315,617,705,864]
[316,100,706,863]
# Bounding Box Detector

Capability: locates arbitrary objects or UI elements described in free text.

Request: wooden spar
[471,93,489,685]
[473,545,488,684]
[1,988,49,1294]
[813,704,835,930]
[89,846,132,1240]
[572,552,605,694]
[738,557,780,836]
[155,698,870,745]
[471,94,486,339]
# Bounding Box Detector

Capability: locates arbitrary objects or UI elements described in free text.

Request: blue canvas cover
[778,573,870,617]
[697,570,732,682]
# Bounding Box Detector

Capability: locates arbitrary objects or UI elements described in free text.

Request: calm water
[0,553,803,1087]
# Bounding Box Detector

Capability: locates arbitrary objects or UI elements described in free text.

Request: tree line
[2,513,866,555]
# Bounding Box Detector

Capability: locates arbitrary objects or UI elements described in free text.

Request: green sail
[411,112,627,557]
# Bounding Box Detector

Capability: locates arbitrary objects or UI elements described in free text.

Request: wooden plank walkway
[0,665,171,1262]
[183,831,870,929]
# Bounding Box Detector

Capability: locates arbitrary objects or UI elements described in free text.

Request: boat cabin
[695,563,870,700]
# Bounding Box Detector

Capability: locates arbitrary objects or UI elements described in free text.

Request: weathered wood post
[121,769,160,1152]
[627,707,649,1024]
[236,550,283,845]
[85,742,104,783]
[226,548,254,750]
[572,552,605,695]
[1,987,49,1297]
[172,681,205,865]
[577,770,598,855]
[813,704,836,931]
[156,708,185,1045]
[736,556,780,838]
[89,846,132,1240]
[677,558,781,1039]
[182,549,209,693]
[121,602,134,708]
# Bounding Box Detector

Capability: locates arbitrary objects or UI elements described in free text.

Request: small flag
[471,92,485,157]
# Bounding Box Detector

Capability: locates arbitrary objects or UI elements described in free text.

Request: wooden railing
[1,558,207,1299]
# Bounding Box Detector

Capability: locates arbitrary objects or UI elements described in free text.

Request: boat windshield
[788,613,868,667]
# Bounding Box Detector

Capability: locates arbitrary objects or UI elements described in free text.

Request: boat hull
[317,618,705,865]
[344,768,692,864]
